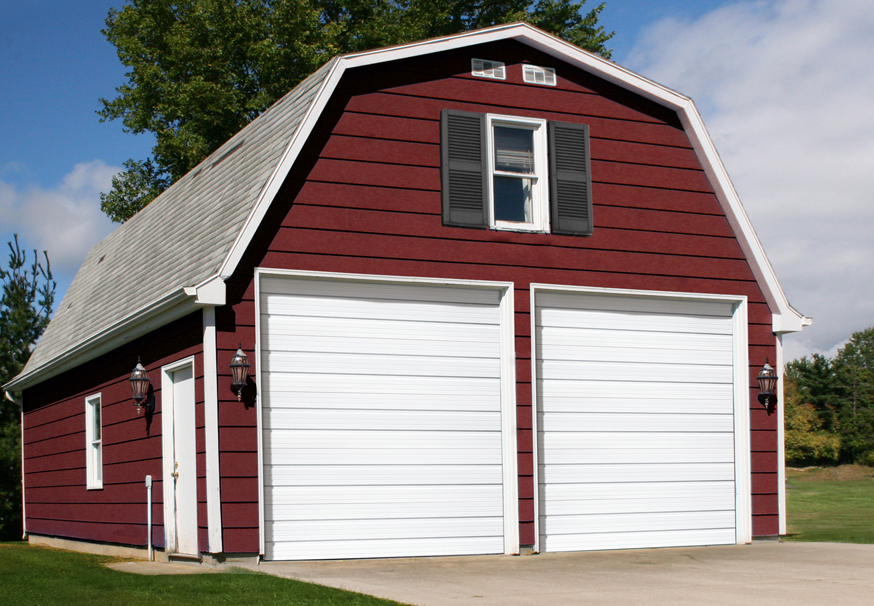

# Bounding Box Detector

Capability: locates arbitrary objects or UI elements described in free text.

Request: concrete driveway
[243,542,874,606]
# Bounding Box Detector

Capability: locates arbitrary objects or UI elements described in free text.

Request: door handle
[171,462,179,480]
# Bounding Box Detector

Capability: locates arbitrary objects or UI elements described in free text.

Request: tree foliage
[99,0,613,222]
[0,236,55,540]
[785,328,874,466]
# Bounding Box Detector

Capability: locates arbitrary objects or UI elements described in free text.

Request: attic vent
[471,59,505,80]
[523,65,556,86]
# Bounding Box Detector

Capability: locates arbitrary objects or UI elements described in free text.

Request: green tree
[785,353,838,430]
[783,374,840,465]
[99,0,613,222]
[832,328,874,463]
[0,236,55,540]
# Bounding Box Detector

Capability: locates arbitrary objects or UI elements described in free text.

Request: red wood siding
[21,313,205,550]
[218,40,781,550]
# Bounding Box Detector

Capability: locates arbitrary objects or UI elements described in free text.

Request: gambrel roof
[5,23,808,392]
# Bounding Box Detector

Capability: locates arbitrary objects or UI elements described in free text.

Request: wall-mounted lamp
[757,359,778,414]
[129,358,155,415]
[230,344,251,401]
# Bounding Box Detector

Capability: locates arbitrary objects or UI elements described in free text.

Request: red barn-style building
[5,23,809,562]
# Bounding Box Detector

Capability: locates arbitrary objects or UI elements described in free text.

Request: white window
[522,64,557,86]
[471,58,505,80]
[85,394,103,489]
[488,114,549,232]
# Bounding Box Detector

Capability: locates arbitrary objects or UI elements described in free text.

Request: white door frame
[254,267,520,557]
[161,356,198,555]
[529,283,751,553]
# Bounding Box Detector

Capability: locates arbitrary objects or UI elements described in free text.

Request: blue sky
[2,0,873,361]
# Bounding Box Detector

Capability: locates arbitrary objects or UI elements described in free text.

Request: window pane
[493,176,532,223]
[494,126,534,173]
[92,400,101,441]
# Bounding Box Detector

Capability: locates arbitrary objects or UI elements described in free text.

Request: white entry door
[162,360,199,556]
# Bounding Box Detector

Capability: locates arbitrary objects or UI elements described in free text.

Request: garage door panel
[265,485,503,519]
[267,517,504,542]
[539,380,734,402]
[538,412,734,433]
[263,351,500,378]
[261,275,500,306]
[264,373,501,398]
[541,529,737,553]
[538,326,732,353]
[540,481,736,503]
[541,510,735,535]
[541,432,735,450]
[539,463,735,483]
[537,360,733,383]
[263,429,503,451]
[264,409,502,432]
[265,447,503,466]
[536,292,734,318]
[542,448,735,465]
[265,464,503,486]
[261,278,507,560]
[265,325,500,358]
[538,343,732,366]
[259,391,498,412]
[536,291,738,552]
[263,295,499,325]
[538,308,733,335]
[265,536,502,561]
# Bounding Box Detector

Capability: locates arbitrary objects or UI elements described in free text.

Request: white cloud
[0,160,118,277]
[626,0,874,362]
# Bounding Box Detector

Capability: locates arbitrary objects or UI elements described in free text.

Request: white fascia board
[3,288,197,392]
[217,21,807,332]
[184,275,227,305]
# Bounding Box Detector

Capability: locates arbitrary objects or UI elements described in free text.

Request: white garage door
[536,291,738,552]
[259,276,507,560]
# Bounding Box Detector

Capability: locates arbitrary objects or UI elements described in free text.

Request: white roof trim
[217,22,807,332]
[4,288,197,391]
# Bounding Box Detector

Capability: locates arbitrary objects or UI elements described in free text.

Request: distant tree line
[785,327,874,466]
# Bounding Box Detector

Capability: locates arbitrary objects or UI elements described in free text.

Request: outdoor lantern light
[757,359,779,414]
[230,344,251,401]
[129,358,152,415]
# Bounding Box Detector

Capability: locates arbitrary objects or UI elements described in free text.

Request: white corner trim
[776,334,787,536]
[20,404,26,539]
[529,286,541,554]
[528,283,752,546]
[215,21,806,335]
[202,307,223,553]
[254,272,266,557]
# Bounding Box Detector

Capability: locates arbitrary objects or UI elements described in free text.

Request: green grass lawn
[785,465,874,543]
[0,543,410,606]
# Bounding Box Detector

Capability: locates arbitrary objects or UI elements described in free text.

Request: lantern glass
[129,359,151,404]
[230,344,251,396]
[757,361,778,396]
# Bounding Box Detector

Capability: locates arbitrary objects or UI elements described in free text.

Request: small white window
[85,394,103,490]
[523,65,557,86]
[472,58,506,80]
[488,114,549,232]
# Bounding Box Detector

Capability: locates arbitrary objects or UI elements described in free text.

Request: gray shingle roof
[13,58,336,385]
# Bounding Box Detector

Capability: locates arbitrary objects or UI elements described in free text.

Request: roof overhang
[3,276,225,392]
[217,22,809,334]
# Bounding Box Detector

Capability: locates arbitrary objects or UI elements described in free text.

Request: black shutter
[548,121,593,236]
[441,109,488,228]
